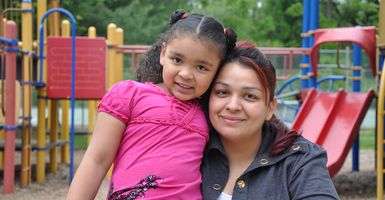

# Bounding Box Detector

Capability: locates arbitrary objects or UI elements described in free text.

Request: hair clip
[181,13,188,19]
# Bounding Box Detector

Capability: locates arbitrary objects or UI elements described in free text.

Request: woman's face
[209,61,276,142]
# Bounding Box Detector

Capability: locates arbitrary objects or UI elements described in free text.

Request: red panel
[3,20,17,194]
[47,36,106,99]
[310,27,376,77]
[292,88,374,177]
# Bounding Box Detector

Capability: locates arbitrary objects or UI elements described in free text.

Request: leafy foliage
[57,0,379,46]
[60,0,187,44]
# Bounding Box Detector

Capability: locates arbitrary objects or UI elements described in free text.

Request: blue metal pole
[300,0,310,89]
[352,42,361,171]
[308,0,319,88]
[38,8,77,183]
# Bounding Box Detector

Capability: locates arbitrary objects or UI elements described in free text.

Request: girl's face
[209,62,276,142]
[160,35,221,101]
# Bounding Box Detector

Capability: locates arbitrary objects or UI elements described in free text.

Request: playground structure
[277,1,384,199]
[0,0,126,194]
[0,1,384,200]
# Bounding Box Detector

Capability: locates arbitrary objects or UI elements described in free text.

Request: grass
[359,129,375,149]
[74,135,89,150]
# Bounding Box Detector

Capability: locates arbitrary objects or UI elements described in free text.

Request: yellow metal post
[21,0,33,187]
[377,63,385,200]
[45,0,60,150]
[106,23,117,179]
[47,100,51,130]
[61,20,70,164]
[115,28,124,82]
[48,0,60,36]
[36,0,47,182]
[87,26,96,144]
[49,100,58,173]
[377,1,385,199]
[2,18,6,36]
[107,23,117,88]
[48,0,60,173]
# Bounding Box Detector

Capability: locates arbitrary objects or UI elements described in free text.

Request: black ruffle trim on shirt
[108,175,162,200]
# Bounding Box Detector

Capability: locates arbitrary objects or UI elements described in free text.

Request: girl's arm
[67,112,126,200]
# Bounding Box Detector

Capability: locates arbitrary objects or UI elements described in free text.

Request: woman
[201,41,339,200]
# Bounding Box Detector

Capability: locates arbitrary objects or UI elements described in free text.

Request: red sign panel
[47,36,106,99]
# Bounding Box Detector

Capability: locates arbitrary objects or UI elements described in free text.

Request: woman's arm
[67,112,126,200]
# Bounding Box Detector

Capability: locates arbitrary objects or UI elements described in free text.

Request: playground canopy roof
[310,26,376,77]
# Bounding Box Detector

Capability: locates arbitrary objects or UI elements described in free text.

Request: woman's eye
[196,65,208,72]
[215,90,228,97]
[245,94,257,100]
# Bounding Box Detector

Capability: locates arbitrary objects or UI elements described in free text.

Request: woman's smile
[219,114,245,125]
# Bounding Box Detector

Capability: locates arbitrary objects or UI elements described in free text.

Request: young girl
[67,10,236,200]
[201,41,339,199]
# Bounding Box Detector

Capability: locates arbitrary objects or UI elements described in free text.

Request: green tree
[58,0,380,47]
[106,0,188,44]
[61,0,189,44]
[320,0,379,28]
[187,0,303,47]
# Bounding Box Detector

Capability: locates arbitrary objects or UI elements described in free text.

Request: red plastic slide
[291,88,374,177]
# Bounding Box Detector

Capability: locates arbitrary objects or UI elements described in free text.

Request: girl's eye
[196,65,208,72]
[171,57,182,64]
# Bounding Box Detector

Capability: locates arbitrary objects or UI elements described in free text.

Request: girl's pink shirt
[98,80,209,200]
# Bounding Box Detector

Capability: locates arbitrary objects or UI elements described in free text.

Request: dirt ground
[0,149,380,200]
